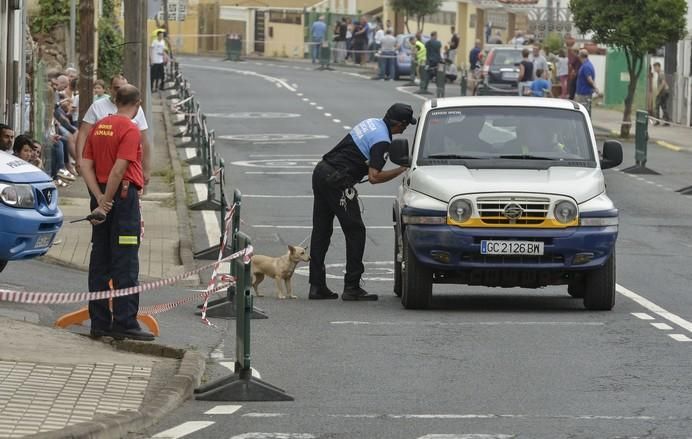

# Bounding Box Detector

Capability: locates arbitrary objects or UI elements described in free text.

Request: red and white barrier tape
[138,281,232,315]
[201,205,237,324]
[0,245,252,305]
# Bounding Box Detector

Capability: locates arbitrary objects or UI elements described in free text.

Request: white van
[390,97,623,310]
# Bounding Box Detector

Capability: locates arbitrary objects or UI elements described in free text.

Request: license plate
[502,72,519,80]
[35,234,54,249]
[480,240,544,255]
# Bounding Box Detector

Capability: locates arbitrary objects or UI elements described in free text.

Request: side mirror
[390,138,411,167]
[601,140,623,169]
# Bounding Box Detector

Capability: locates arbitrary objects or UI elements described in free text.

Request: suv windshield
[490,49,522,66]
[419,107,594,162]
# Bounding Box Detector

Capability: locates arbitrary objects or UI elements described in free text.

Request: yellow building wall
[264,21,305,58]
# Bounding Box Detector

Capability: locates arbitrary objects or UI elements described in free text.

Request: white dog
[251,245,310,299]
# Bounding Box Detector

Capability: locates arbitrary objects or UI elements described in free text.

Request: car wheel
[567,276,586,298]
[0,259,6,273]
[401,236,432,309]
[393,224,402,297]
[583,252,616,311]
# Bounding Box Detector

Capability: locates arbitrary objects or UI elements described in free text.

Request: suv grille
[476,196,550,225]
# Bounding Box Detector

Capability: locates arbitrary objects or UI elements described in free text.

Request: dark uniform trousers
[309,161,366,288]
[88,183,142,332]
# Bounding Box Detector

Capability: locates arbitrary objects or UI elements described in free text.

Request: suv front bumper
[405,224,617,271]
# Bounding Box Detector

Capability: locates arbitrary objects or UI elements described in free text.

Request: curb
[161,101,200,286]
[28,348,206,439]
[592,123,688,153]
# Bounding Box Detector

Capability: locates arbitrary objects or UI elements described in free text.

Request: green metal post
[234,231,253,372]
[436,63,446,98]
[460,68,467,96]
[634,110,649,167]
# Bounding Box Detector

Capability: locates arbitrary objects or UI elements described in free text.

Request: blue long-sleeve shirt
[311,20,327,41]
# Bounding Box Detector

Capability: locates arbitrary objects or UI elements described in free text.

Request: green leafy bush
[30,0,70,34]
[97,0,123,81]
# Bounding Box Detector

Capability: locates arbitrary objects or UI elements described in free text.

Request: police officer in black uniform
[308,103,416,301]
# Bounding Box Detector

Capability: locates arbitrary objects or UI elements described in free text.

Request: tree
[570,0,687,137]
[97,0,123,81]
[390,0,443,33]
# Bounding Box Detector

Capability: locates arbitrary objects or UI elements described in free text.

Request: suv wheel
[583,252,616,311]
[0,259,6,273]
[393,224,402,297]
[401,237,432,309]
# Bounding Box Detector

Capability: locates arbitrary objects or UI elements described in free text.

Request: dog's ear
[288,245,295,253]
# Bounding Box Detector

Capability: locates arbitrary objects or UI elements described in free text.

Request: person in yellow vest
[415,32,427,81]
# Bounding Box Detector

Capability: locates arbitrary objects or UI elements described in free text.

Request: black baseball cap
[385,103,417,125]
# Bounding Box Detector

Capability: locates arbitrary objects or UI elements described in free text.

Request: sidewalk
[590,106,692,152]
[43,97,191,282]
[0,316,204,438]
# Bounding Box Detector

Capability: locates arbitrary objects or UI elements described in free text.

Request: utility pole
[163,0,169,32]
[69,0,77,66]
[123,0,148,111]
[78,0,95,119]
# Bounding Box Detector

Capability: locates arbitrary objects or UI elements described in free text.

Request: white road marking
[631,312,655,320]
[242,413,288,418]
[316,106,324,110]
[152,421,215,438]
[651,322,673,330]
[243,194,394,199]
[309,102,316,106]
[245,171,312,175]
[396,85,429,101]
[302,98,309,101]
[330,321,604,326]
[297,92,303,96]
[332,118,341,123]
[251,141,307,145]
[341,71,372,80]
[184,148,197,159]
[291,83,298,88]
[324,112,332,117]
[220,361,262,379]
[343,125,352,130]
[418,435,514,439]
[205,405,242,415]
[617,284,692,334]
[180,64,296,91]
[230,434,315,439]
[669,334,692,342]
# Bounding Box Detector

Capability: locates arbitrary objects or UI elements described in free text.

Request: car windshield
[419,107,595,162]
[491,50,522,66]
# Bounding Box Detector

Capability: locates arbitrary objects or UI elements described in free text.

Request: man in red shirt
[80,84,153,341]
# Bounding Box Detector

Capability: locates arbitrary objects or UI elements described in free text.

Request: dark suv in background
[476,46,523,96]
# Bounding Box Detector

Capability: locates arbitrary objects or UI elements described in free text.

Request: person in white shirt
[150,31,167,92]
[75,75,151,185]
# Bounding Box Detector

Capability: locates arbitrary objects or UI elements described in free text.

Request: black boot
[342,285,378,301]
[309,284,339,300]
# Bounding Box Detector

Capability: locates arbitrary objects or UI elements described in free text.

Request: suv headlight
[554,200,578,224]
[0,183,35,208]
[448,198,473,223]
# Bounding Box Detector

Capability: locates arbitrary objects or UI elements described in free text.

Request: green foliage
[543,32,563,55]
[569,0,687,133]
[390,0,443,32]
[97,0,123,82]
[30,0,70,34]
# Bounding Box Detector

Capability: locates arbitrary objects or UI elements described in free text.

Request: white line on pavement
[248,154,321,157]
[617,284,692,334]
[251,141,307,145]
[669,334,692,342]
[631,312,655,320]
[242,413,288,418]
[316,106,324,110]
[343,125,352,130]
[189,164,202,177]
[418,435,514,439]
[396,85,429,101]
[230,434,315,439]
[332,118,341,123]
[220,361,262,378]
[205,405,242,415]
[309,102,316,106]
[651,322,673,330]
[297,92,303,96]
[302,98,309,101]
[180,64,296,92]
[152,421,215,438]
[324,112,332,117]
[184,148,196,159]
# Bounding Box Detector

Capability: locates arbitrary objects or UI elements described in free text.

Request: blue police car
[0,150,63,272]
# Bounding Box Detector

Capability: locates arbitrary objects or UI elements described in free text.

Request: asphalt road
[3,56,692,439]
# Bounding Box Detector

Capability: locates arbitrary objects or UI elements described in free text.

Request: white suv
[390,97,623,310]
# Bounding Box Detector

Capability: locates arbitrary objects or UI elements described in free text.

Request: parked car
[393,34,429,80]
[476,46,523,95]
[390,96,623,310]
[0,151,63,273]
